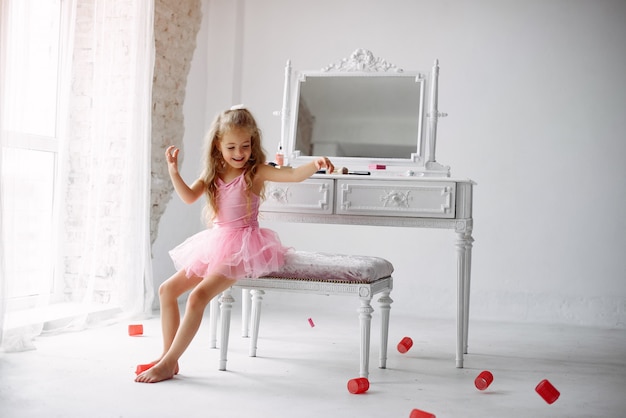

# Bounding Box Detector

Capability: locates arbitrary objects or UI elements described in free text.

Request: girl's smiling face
[219,128,252,169]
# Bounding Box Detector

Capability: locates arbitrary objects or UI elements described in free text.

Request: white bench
[208,250,394,378]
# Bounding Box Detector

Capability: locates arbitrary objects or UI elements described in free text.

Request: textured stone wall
[150,0,203,245]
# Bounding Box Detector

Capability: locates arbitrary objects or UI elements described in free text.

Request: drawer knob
[269,187,288,203]
[381,190,410,208]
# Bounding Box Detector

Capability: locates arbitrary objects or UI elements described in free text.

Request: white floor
[1,299,625,418]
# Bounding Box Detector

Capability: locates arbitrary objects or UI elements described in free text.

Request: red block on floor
[128,324,143,336]
[135,363,154,375]
[474,370,494,390]
[410,408,436,418]
[397,336,413,353]
[536,379,560,404]
[347,377,369,394]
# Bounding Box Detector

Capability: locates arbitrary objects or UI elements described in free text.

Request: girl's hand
[163,145,204,204]
[165,146,180,175]
[314,156,334,174]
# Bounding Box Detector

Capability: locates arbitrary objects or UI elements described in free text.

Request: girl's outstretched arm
[255,157,334,184]
[166,145,205,204]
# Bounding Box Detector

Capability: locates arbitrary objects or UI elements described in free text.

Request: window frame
[1,0,74,308]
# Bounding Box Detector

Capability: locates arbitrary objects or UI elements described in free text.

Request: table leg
[463,232,474,354]
[455,228,473,368]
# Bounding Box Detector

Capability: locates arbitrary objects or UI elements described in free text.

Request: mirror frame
[279,49,449,176]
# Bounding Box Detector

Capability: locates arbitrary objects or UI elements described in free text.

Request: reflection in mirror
[295,73,424,159]
[294,75,425,159]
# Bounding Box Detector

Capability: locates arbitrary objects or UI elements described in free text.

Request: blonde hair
[200,108,267,222]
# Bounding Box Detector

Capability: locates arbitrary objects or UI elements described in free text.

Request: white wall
[153,0,626,328]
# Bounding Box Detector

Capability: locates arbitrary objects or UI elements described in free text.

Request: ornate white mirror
[278,49,449,176]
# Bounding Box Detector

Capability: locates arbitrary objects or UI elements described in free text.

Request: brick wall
[150,0,202,245]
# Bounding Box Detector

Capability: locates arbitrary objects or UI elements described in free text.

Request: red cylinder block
[474,370,494,390]
[128,324,143,336]
[535,379,560,404]
[409,408,436,418]
[397,336,413,353]
[135,363,154,375]
[347,377,369,394]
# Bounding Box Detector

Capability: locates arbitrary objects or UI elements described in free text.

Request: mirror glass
[291,73,425,162]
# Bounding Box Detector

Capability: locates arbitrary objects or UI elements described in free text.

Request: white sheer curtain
[0,118,5,351]
[0,0,154,351]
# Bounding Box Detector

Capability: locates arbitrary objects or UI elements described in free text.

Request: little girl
[136,106,334,383]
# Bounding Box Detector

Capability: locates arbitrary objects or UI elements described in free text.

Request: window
[1,1,154,346]
[1,0,65,306]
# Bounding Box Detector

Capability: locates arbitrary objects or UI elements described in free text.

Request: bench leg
[241,289,251,337]
[378,289,393,369]
[358,290,374,378]
[209,297,220,349]
[249,289,264,357]
[219,288,235,371]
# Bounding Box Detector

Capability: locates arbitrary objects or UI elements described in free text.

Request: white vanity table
[261,50,475,368]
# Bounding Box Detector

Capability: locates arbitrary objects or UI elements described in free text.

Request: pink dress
[169,173,288,280]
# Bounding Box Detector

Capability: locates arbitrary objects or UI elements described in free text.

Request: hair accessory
[230,104,245,110]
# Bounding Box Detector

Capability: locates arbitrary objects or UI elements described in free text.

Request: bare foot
[135,360,177,383]
[140,359,179,375]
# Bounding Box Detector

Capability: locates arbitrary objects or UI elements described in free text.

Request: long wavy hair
[200,108,267,223]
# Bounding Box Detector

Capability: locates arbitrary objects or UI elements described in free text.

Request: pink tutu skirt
[169,226,288,280]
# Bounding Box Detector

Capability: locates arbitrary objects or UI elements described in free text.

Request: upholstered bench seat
[264,251,394,282]
[209,250,394,378]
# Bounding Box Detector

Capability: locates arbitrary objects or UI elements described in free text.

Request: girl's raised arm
[256,157,334,184]
[166,145,205,204]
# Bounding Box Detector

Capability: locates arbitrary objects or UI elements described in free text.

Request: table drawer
[262,179,334,214]
[336,180,456,218]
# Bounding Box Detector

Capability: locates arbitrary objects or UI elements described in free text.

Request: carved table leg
[219,288,235,371]
[249,289,265,357]
[358,286,374,378]
[378,288,393,369]
[455,227,473,368]
[462,232,474,354]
